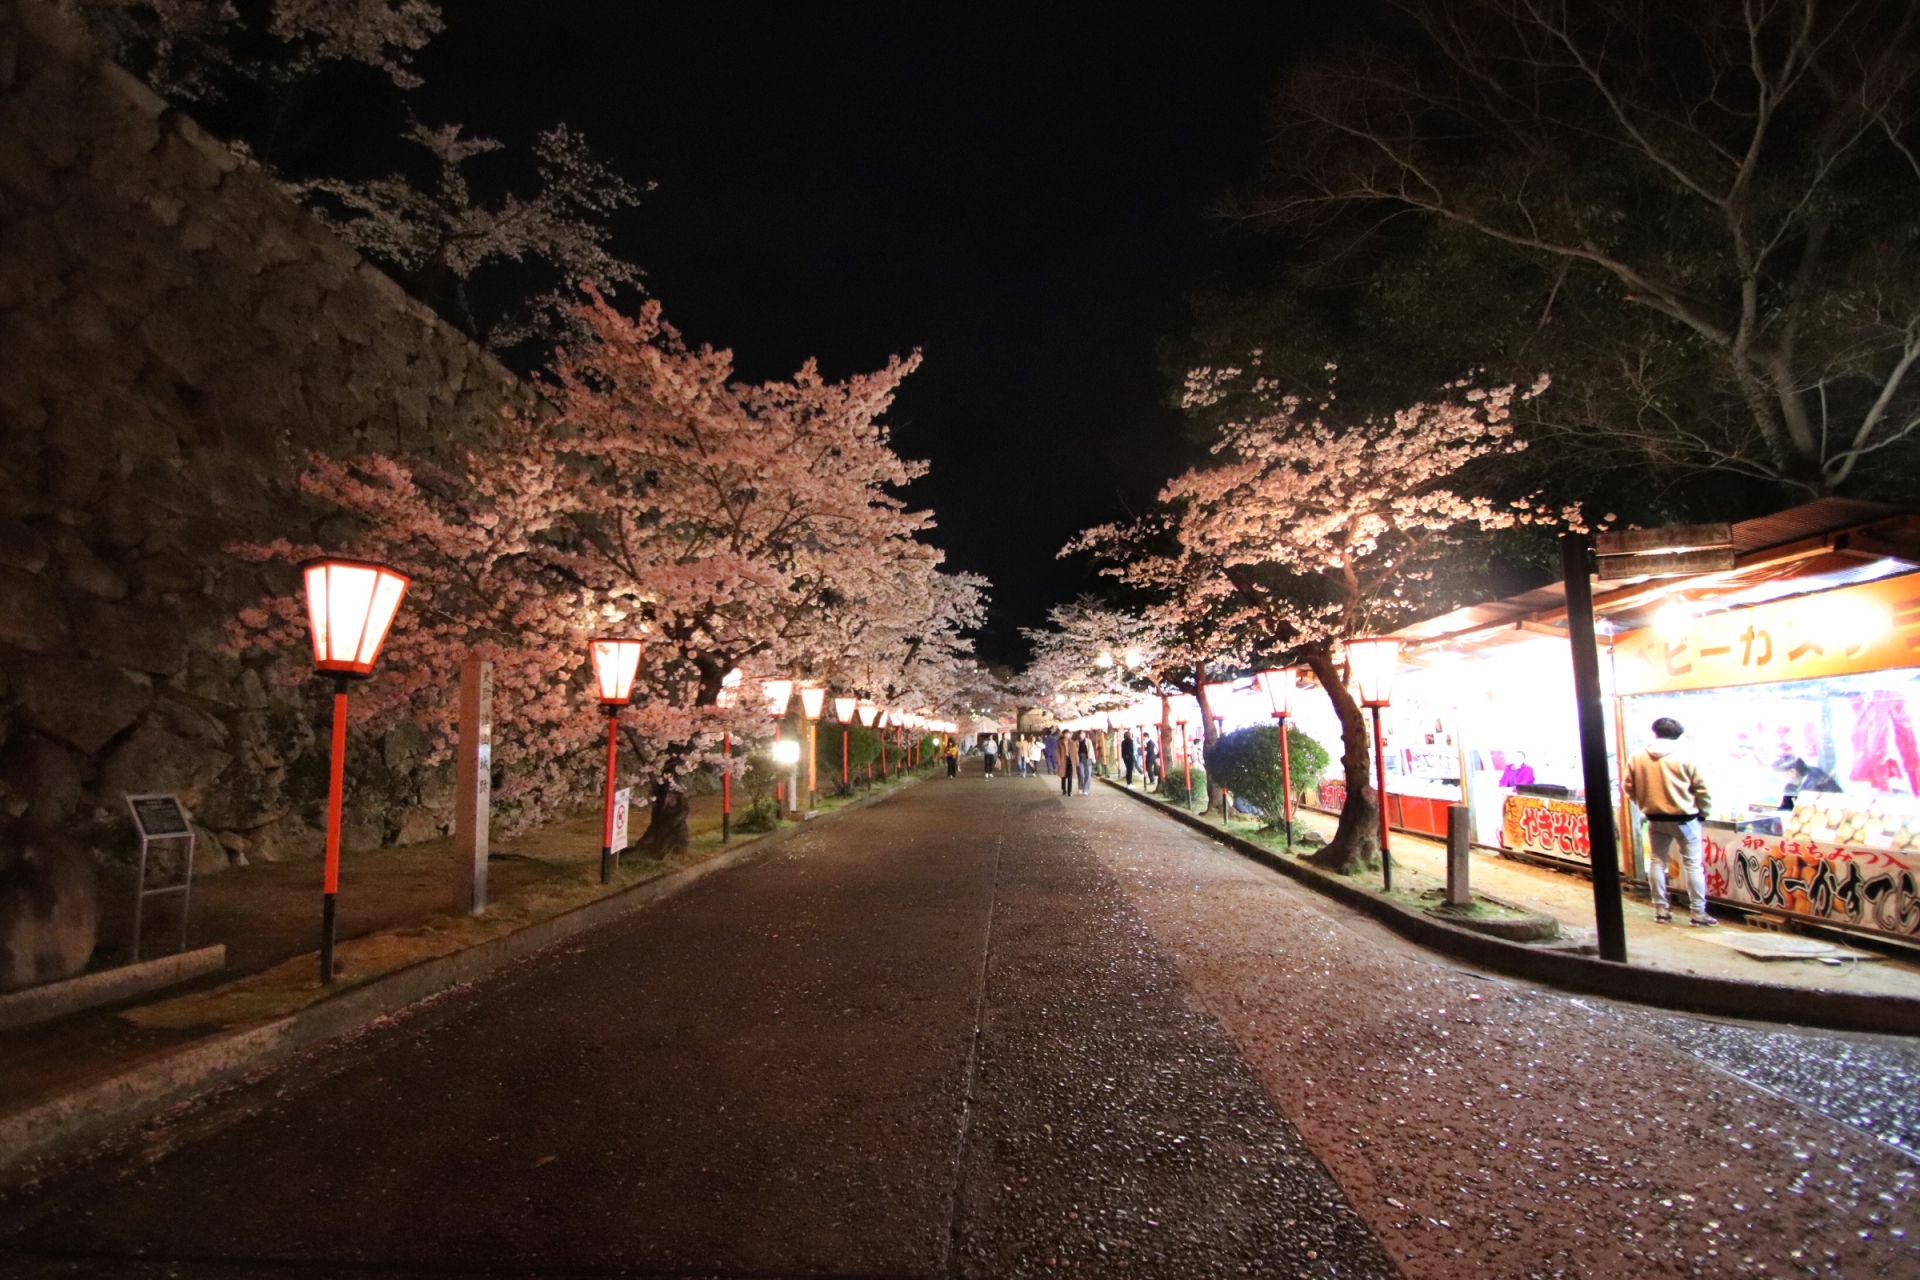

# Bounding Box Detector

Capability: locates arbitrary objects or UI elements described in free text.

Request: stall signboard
[1502,794,1591,862]
[1706,830,1920,940]
[1316,780,1347,811]
[1614,572,1920,696]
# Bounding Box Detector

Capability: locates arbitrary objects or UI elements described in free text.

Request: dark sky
[411,5,1338,667]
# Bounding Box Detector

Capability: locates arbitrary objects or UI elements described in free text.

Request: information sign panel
[128,795,190,838]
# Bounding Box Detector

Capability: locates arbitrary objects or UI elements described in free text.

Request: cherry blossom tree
[1167,368,1569,873]
[1015,599,1161,723]
[297,123,648,355]
[236,290,977,851]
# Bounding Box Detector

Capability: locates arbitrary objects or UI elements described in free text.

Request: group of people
[945,728,1164,797]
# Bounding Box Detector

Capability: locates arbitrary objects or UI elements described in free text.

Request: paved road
[6,773,1920,1279]
[0,772,1392,1279]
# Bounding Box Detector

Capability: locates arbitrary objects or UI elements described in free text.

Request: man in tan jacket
[1625,717,1717,926]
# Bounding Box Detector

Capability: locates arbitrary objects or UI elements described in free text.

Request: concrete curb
[1100,779,1920,1037]
[0,774,928,1180]
[0,945,225,1031]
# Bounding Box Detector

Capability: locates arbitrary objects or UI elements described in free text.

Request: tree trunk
[635,776,690,856]
[1301,644,1380,876]
[1195,671,1224,807]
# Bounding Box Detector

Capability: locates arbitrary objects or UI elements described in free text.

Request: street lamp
[590,638,644,886]
[763,678,794,811]
[1346,636,1401,891]
[1257,668,1296,848]
[717,668,742,842]
[1095,650,1115,669]
[834,696,857,794]
[1171,697,1196,811]
[855,699,878,784]
[798,685,825,808]
[300,556,410,984]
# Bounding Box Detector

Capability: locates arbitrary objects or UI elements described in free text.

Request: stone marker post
[1446,802,1471,907]
[454,655,493,915]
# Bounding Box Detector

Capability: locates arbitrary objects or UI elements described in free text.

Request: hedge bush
[1202,724,1330,827]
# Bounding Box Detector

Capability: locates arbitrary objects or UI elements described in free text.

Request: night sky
[410,5,1341,667]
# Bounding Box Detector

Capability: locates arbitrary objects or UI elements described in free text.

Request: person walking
[1120,730,1138,787]
[1029,737,1044,779]
[944,738,959,778]
[1043,732,1059,778]
[1143,734,1160,789]
[982,734,997,779]
[1626,717,1717,926]
[1057,731,1075,796]
[1076,732,1094,796]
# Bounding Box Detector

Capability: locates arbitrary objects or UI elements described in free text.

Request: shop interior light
[761,678,794,720]
[1257,668,1293,718]
[1654,601,1697,639]
[1818,597,1894,650]
[302,558,410,676]
[588,638,645,705]
[834,695,858,723]
[1346,637,1401,708]
[770,739,801,765]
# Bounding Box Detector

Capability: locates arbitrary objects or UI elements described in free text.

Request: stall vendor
[1779,756,1843,796]
[1498,751,1535,787]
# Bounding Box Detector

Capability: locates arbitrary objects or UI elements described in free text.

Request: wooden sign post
[454,655,493,915]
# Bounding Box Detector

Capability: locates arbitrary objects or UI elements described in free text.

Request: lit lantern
[856,700,878,727]
[589,638,645,705]
[1346,637,1401,708]
[588,638,645,886]
[1123,647,1145,669]
[302,557,409,676]
[1095,650,1115,669]
[761,678,794,720]
[797,686,825,807]
[834,695,857,723]
[770,739,801,765]
[298,556,410,986]
[718,668,742,843]
[1256,668,1293,718]
[832,695,857,792]
[798,685,826,721]
[716,666,743,709]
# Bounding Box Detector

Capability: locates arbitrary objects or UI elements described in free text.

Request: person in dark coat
[1120,730,1138,786]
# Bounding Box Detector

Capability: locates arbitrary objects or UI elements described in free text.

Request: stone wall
[0,0,533,987]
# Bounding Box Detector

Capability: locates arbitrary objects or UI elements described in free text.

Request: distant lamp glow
[302,558,409,676]
[770,739,801,765]
[1122,647,1145,669]
[834,695,858,723]
[589,638,645,706]
[761,678,794,720]
[1095,650,1115,669]
[1346,638,1401,708]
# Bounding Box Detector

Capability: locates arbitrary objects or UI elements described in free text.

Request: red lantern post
[1347,638,1402,891]
[589,638,645,885]
[300,557,410,985]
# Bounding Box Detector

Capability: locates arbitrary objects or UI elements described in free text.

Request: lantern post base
[319,892,337,984]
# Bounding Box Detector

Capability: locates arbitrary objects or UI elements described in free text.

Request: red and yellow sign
[1502,794,1590,861]
[1613,572,1920,695]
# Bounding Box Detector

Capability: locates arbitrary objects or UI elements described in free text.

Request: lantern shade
[589,638,645,705]
[1202,681,1236,713]
[1257,668,1293,718]
[1346,637,1401,707]
[761,679,794,720]
[302,558,410,676]
[834,695,858,724]
[856,699,878,726]
[798,685,826,720]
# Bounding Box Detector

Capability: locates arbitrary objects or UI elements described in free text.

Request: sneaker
[1690,914,1719,927]
[1653,908,1672,924]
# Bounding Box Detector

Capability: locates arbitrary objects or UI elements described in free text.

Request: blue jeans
[1647,818,1707,915]
[1077,759,1093,794]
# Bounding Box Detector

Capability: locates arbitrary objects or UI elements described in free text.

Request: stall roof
[1397,499,1920,650]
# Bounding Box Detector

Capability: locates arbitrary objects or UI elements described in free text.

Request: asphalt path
[0,770,1393,1279]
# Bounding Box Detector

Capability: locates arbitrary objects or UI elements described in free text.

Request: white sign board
[610,787,632,852]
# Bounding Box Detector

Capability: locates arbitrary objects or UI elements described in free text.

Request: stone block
[0,566,67,652]
[17,656,151,753]
[73,596,186,675]
[0,831,98,990]
[97,720,231,808]
[395,807,441,845]
[0,520,51,573]
[0,731,81,830]
[342,807,383,854]
[246,811,321,863]
[49,524,126,599]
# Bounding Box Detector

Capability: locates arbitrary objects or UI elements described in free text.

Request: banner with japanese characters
[1613,572,1920,695]
[1706,830,1920,940]
[1501,794,1591,862]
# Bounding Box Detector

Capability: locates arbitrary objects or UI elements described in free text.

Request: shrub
[1160,767,1207,807]
[733,796,782,833]
[1204,724,1330,827]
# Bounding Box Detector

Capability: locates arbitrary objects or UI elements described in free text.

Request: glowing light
[301,558,409,676]
[770,739,801,765]
[1346,637,1400,707]
[761,679,794,720]
[588,638,645,705]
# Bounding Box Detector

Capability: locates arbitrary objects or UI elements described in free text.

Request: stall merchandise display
[1782,793,1920,852]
